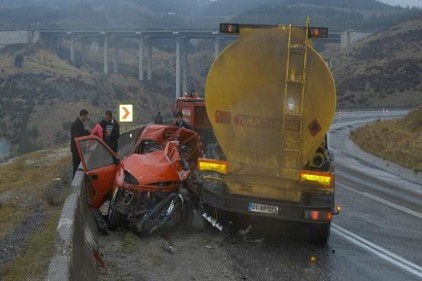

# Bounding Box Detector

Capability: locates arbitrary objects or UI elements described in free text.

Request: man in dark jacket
[174,111,191,129]
[100,110,120,153]
[71,109,89,177]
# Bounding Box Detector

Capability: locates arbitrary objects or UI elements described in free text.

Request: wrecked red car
[75,124,202,235]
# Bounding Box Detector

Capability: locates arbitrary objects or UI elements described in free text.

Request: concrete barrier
[47,170,98,281]
[47,126,144,281]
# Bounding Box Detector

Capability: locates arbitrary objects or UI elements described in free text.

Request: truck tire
[308,223,331,245]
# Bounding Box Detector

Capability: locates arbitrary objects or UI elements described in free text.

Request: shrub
[14,54,24,68]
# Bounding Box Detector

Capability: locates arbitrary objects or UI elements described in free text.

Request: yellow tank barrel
[205,23,336,179]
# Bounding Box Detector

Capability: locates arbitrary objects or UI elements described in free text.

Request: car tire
[108,190,124,231]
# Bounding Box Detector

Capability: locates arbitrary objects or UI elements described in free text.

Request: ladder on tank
[280,19,310,180]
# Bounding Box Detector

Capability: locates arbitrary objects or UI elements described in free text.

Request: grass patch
[0,147,71,240]
[0,203,29,240]
[0,48,90,79]
[121,232,139,254]
[0,148,70,193]
[2,211,61,281]
[146,254,163,267]
[351,106,422,172]
[0,145,72,279]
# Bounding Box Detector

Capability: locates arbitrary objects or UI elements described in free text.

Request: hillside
[228,0,421,30]
[0,1,421,161]
[351,106,422,171]
[0,44,182,161]
[1,18,421,160]
[206,0,395,17]
[0,0,420,30]
[0,0,199,29]
[329,18,422,108]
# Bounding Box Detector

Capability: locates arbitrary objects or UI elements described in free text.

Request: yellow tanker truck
[180,20,339,243]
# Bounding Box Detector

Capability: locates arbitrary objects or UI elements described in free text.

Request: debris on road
[202,213,223,231]
[163,243,175,254]
[245,238,264,244]
[238,225,252,237]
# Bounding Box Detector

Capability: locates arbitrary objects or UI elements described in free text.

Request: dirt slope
[329,18,422,108]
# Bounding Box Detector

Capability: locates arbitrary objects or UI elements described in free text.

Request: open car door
[75,135,119,209]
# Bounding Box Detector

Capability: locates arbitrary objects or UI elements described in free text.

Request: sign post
[119,104,133,131]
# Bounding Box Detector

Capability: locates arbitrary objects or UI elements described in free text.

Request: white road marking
[338,182,422,219]
[332,223,422,279]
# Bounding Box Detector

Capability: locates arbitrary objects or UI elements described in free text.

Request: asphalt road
[98,110,422,281]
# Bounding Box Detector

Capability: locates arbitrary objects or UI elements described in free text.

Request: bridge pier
[182,38,188,95]
[214,36,220,60]
[147,38,152,81]
[113,46,118,74]
[81,40,86,65]
[175,35,180,99]
[70,35,74,64]
[138,35,144,81]
[104,36,108,75]
[340,31,372,49]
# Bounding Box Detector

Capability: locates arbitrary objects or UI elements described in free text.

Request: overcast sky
[378,0,422,7]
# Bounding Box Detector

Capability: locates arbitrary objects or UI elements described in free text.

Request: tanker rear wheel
[308,223,331,245]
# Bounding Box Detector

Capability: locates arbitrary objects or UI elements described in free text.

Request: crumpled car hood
[121,151,181,184]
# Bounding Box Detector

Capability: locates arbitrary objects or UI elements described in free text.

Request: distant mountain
[0,0,420,30]
[0,0,205,29]
[229,0,421,30]
[205,0,396,16]
[380,0,422,8]
[329,18,422,108]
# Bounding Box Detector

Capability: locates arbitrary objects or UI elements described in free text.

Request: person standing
[154,111,163,124]
[100,110,120,153]
[173,111,191,129]
[71,109,89,177]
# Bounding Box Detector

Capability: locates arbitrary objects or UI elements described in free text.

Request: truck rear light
[198,158,228,174]
[300,170,333,188]
[305,210,332,221]
[308,27,328,38]
[333,205,341,215]
[220,23,240,34]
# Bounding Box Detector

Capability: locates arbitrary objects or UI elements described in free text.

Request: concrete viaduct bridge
[40,29,239,99]
[2,28,368,99]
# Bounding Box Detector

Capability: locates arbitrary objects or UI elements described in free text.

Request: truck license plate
[248,202,278,215]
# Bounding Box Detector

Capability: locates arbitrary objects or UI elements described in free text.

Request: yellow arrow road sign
[119,104,133,122]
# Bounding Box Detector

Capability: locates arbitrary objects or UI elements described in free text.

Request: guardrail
[47,126,144,281]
